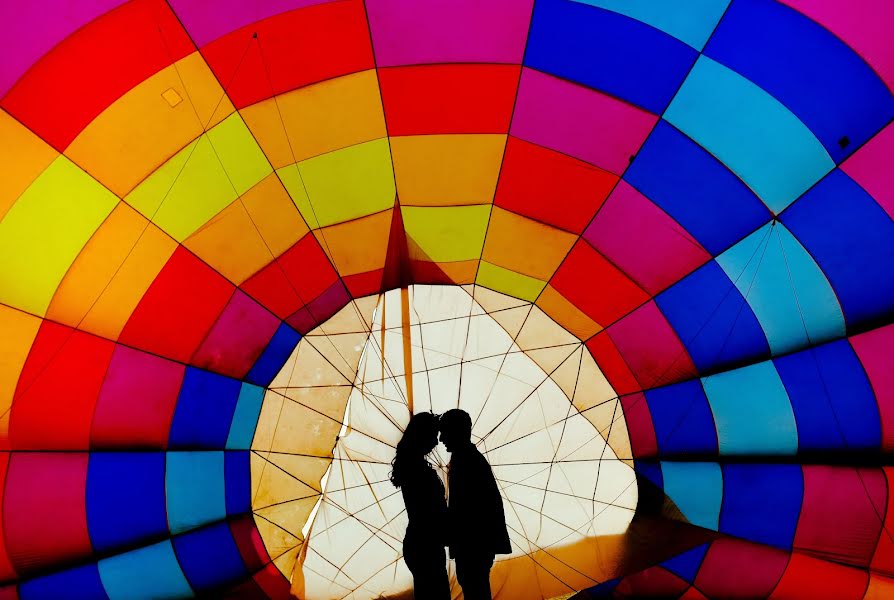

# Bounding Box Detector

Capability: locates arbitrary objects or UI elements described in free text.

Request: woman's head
[390,412,440,488]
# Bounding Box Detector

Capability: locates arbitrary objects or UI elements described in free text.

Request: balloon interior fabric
[0,1,892,599]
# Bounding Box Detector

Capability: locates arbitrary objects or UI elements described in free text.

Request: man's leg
[455,554,494,600]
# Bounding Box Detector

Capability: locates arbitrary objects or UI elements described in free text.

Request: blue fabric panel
[166,452,226,535]
[169,367,241,449]
[775,340,881,452]
[660,462,723,530]
[716,222,845,355]
[702,361,798,455]
[225,451,251,516]
[21,563,109,600]
[226,383,266,450]
[87,452,167,553]
[573,0,730,50]
[665,56,834,213]
[575,579,620,599]
[524,0,697,113]
[645,380,718,455]
[246,323,301,387]
[98,540,193,600]
[781,169,894,328]
[705,0,894,163]
[661,543,709,582]
[635,460,663,490]
[625,121,770,255]
[173,522,248,594]
[719,464,802,549]
[656,261,770,372]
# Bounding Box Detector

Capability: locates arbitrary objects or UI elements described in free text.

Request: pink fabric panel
[585,180,711,295]
[91,345,185,449]
[167,0,334,46]
[695,538,789,600]
[607,301,697,390]
[851,323,894,451]
[511,68,658,174]
[3,453,91,575]
[0,0,127,96]
[620,392,658,459]
[780,0,894,91]
[191,290,280,379]
[842,122,894,220]
[794,465,886,568]
[366,0,533,67]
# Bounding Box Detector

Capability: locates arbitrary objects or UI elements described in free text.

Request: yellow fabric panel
[48,203,176,339]
[278,138,395,229]
[314,209,392,276]
[391,134,505,206]
[65,51,234,197]
[0,109,58,222]
[476,261,545,303]
[536,284,603,340]
[402,204,491,263]
[0,306,41,447]
[241,173,309,258]
[0,156,117,316]
[184,198,277,285]
[125,113,270,242]
[241,69,386,166]
[482,207,577,280]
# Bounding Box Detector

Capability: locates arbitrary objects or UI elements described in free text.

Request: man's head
[439,409,473,453]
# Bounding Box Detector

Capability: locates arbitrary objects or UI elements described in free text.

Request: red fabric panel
[769,552,868,600]
[606,301,697,390]
[242,235,339,320]
[679,587,710,600]
[191,290,280,379]
[4,453,91,575]
[0,586,16,600]
[254,563,292,600]
[119,247,235,363]
[223,579,269,600]
[871,467,894,575]
[91,344,185,449]
[695,538,788,599]
[615,566,690,598]
[408,260,474,286]
[585,180,710,295]
[10,322,114,450]
[494,136,617,234]
[230,515,270,572]
[286,280,350,334]
[342,269,384,298]
[551,240,649,326]
[794,466,886,568]
[620,393,658,459]
[585,333,641,395]
[1,0,193,150]
[379,64,520,135]
[200,0,373,108]
[0,454,16,581]
[850,324,894,451]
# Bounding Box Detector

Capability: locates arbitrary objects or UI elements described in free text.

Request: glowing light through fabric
[0,1,893,599]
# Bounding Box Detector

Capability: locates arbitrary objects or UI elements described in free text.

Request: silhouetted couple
[391,409,511,600]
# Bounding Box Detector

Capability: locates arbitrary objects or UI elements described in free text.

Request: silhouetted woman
[391,412,451,600]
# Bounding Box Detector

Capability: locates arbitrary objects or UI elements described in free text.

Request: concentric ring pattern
[0,0,893,599]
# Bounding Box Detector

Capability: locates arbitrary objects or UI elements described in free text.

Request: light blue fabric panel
[572,0,730,49]
[660,461,722,530]
[226,382,265,450]
[702,361,798,455]
[665,56,834,213]
[715,222,845,355]
[165,452,226,535]
[98,540,193,600]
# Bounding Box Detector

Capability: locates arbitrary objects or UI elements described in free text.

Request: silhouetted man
[439,409,511,600]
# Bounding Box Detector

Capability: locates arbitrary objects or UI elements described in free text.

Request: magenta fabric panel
[191,290,280,379]
[91,345,185,449]
[511,68,658,175]
[366,0,533,67]
[851,323,894,451]
[842,122,894,220]
[585,180,711,295]
[695,538,789,599]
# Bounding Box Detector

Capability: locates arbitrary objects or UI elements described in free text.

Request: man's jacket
[446,444,512,558]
